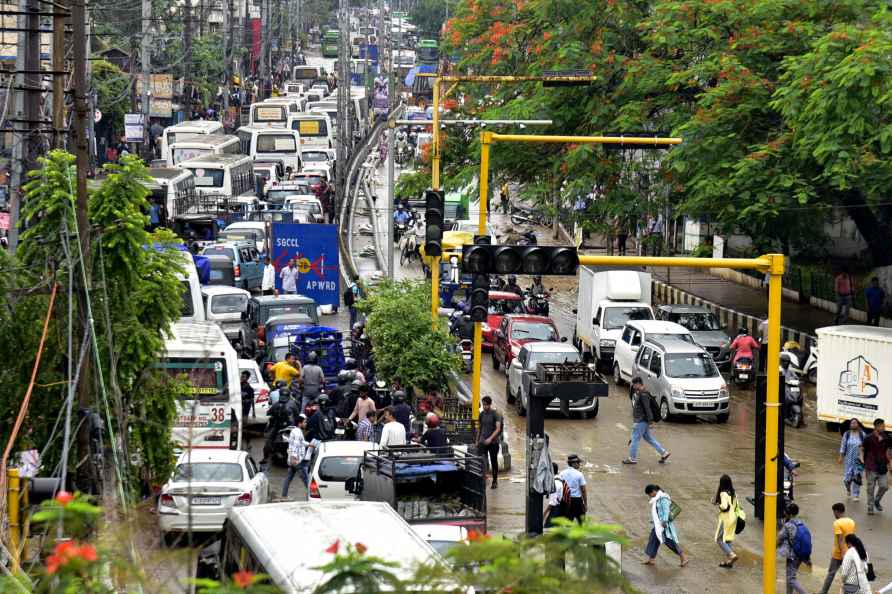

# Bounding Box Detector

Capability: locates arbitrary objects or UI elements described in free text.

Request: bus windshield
[186,168,224,187]
[160,357,229,403]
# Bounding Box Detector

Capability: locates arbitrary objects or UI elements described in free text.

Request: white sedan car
[238,358,270,426]
[158,449,269,544]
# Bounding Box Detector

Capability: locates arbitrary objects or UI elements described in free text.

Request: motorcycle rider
[730,327,759,366]
[530,275,546,296]
[780,353,803,427]
[306,393,338,441]
[391,391,413,438]
[261,388,299,464]
[393,203,412,229]
[505,274,523,296]
[300,351,325,412]
[527,275,548,315]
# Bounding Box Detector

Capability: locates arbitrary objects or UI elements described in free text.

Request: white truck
[816,325,892,427]
[574,268,654,371]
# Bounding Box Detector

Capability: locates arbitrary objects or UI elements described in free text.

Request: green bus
[322,30,339,58]
[417,39,438,65]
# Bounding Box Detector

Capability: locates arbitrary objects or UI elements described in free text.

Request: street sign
[270,223,340,306]
[124,113,144,142]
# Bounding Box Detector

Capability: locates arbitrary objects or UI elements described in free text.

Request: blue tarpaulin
[404,64,436,87]
[150,243,210,284]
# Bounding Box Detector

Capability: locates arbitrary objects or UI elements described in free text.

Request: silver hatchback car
[633,337,730,423]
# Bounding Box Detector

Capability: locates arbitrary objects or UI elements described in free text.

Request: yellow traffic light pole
[477,130,784,594]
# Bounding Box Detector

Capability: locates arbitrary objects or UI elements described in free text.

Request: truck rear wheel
[492,352,500,371]
[516,390,526,417]
[506,381,515,404]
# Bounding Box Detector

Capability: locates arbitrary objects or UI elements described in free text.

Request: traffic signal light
[469,273,489,322]
[424,189,444,257]
[461,244,579,275]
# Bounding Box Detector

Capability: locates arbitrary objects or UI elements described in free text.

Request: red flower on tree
[325,540,340,554]
[45,541,98,574]
[232,570,255,589]
[355,542,368,555]
[55,491,74,507]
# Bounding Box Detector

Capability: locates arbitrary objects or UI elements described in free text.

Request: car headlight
[599,339,615,348]
[671,387,684,399]
[719,384,729,398]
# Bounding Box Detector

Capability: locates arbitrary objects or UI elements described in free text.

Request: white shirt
[547,477,564,507]
[280,266,298,293]
[559,467,586,497]
[262,264,276,291]
[379,421,407,447]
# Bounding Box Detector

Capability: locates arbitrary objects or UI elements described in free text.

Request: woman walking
[642,484,689,567]
[839,419,867,501]
[714,474,739,567]
[839,534,872,593]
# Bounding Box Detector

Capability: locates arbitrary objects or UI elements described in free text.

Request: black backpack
[343,286,355,306]
[644,392,661,423]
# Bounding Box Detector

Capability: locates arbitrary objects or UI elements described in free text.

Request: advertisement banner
[124,113,144,142]
[271,223,340,306]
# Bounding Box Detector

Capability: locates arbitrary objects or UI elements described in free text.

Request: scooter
[518,230,537,246]
[782,339,818,384]
[783,454,800,501]
[784,377,804,428]
[731,356,754,387]
[459,339,473,373]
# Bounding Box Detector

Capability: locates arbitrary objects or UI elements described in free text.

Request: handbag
[867,562,876,582]
[669,500,682,521]
[733,497,746,534]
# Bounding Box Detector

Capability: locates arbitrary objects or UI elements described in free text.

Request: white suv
[613,320,694,385]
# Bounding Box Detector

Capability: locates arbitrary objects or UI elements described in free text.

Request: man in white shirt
[559,454,587,524]
[281,415,308,498]
[280,258,299,294]
[261,256,276,296]
[378,408,407,448]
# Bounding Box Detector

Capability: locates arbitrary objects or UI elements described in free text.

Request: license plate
[690,402,714,409]
[191,496,221,506]
[739,373,749,380]
[335,428,345,435]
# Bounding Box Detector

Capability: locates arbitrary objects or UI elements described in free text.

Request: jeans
[478,441,499,482]
[349,305,357,329]
[645,528,682,558]
[844,475,861,499]
[785,558,808,594]
[629,422,667,461]
[617,234,628,256]
[818,557,842,594]
[716,533,733,556]
[835,294,852,324]
[867,470,889,510]
[867,309,882,326]
[281,460,309,497]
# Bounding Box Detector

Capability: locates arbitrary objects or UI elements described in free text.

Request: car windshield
[268,186,312,204]
[297,175,323,185]
[528,351,581,367]
[211,294,247,314]
[302,151,328,162]
[669,312,723,332]
[263,303,315,321]
[604,307,653,330]
[173,462,243,482]
[488,299,523,315]
[511,322,557,341]
[220,229,262,242]
[202,246,236,259]
[318,456,363,481]
[289,202,321,214]
[650,333,695,345]
[665,353,719,378]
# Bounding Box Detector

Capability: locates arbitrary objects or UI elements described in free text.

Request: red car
[482,291,525,350]
[491,314,560,371]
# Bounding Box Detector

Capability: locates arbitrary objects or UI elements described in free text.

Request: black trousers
[567,497,585,523]
[478,441,499,481]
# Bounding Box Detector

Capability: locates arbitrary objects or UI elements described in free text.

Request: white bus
[236,127,303,172]
[307,101,338,139]
[166,134,242,166]
[289,114,333,151]
[264,96,308,115]
[248,102,288,128]
[161,120,225,161]
[145,168,195,223]
[178,154,256,200]
[292,65,323,87]
[159,321,242,450]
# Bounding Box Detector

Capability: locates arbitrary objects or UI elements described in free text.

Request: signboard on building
[124,113,144,142]
[136,74,174,117]
[270,223,340,306]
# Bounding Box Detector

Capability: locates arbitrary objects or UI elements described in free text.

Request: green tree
[356,280,461,392]
[92,60,130,143]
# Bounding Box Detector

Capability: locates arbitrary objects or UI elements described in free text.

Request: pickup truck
[347,446,487,533]
[574,268,654,372]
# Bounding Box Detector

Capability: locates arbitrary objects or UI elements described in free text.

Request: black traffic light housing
[469,273,490,322]
[424,189,444,257]
[461,244,579,275]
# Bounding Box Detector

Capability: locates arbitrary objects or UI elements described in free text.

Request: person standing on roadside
[862,418,891,515]
[271,353,301,387]
[865,277,886,327]
[840,418,867,501]
[476,396,503,489]
[777,503,811,594]
[355,410,376,442]
[642,484,688,567]
[623,377,671,465]
[240,371,255,421]
[499,181,510,214]
[280,258,299,295]
[560,455,587,524]
[261,256,276,296]
[344,273,361,328]
[714,474,740,568]
[378,408,407,448]
[817,502,857,594]
[835,266,855,324]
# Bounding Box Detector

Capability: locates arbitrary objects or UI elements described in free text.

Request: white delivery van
[236,127,302,172]
[178,154,256,199]
[166,133,242,166]
[574,268,654,371]
[161,120,225,161]
[173,248,205,323]
[289,113,333,151]
[211,501,443,592]
[816,325,892,426]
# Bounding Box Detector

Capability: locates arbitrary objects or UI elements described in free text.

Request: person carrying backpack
[623,377,671,465]
[544,463,566,528]
[779,503,812,594]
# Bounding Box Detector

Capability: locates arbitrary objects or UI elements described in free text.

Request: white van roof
[816,325,892,344]
[164,320,232,354]
[178,153,253,168]
[227,501,441,592]
[168,133,239,148]
[166,120,224,133]
[625,320,690,334]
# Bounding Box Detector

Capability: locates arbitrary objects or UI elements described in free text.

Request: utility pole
[183,0,193,120]
[385,3,395,280]
[52,0,66,149]
[258,0,268,97]
[223,0,232,113]
[141,0,152,156]
[335,0,348,205]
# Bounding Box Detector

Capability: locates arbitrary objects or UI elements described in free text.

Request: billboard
[271,223,340,306]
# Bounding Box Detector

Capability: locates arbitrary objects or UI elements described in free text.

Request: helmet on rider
[533,275,542,283]
[425,413,440,428]
[306,351,318,363]
[780,352,791,366]
[337,370,355,384]
[738,327,749,336]
[343,357,357,370]
[317,393,330,406]
[392,390,406,403]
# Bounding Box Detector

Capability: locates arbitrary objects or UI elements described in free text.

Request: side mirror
[560,336,568,343]
[631,345,640,352]
[592,317,599,327]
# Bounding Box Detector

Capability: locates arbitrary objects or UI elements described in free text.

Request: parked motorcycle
[731,356,755,387]
[518,230,537,246]
[782,338,818,384]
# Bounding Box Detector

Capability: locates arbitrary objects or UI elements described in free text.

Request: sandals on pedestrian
[679,557,689,567]
[659,452,671,464]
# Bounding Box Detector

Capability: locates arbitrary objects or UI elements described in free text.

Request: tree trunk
[839,189,892,267]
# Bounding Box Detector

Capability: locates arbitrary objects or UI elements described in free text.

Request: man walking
[863,418,891,515]
[261,256,276,296]
[642,484,688,567]
[476,396,503,489]
[777,503,811,594]
[623,377,671,465]
[270,353,301,387]
[280,258,299,295]
[817,502,856,594]
[281,414,309,498]
[379,408,407,447]
[834,267,854,324]
[299,352,325,412]
[559,454,587,524]
[344,273,360,328]
[355,410,376,442]
[865,277,886,327]
[240,371,255,422]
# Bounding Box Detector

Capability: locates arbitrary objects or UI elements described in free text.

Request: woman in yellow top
[714,474,740,567]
